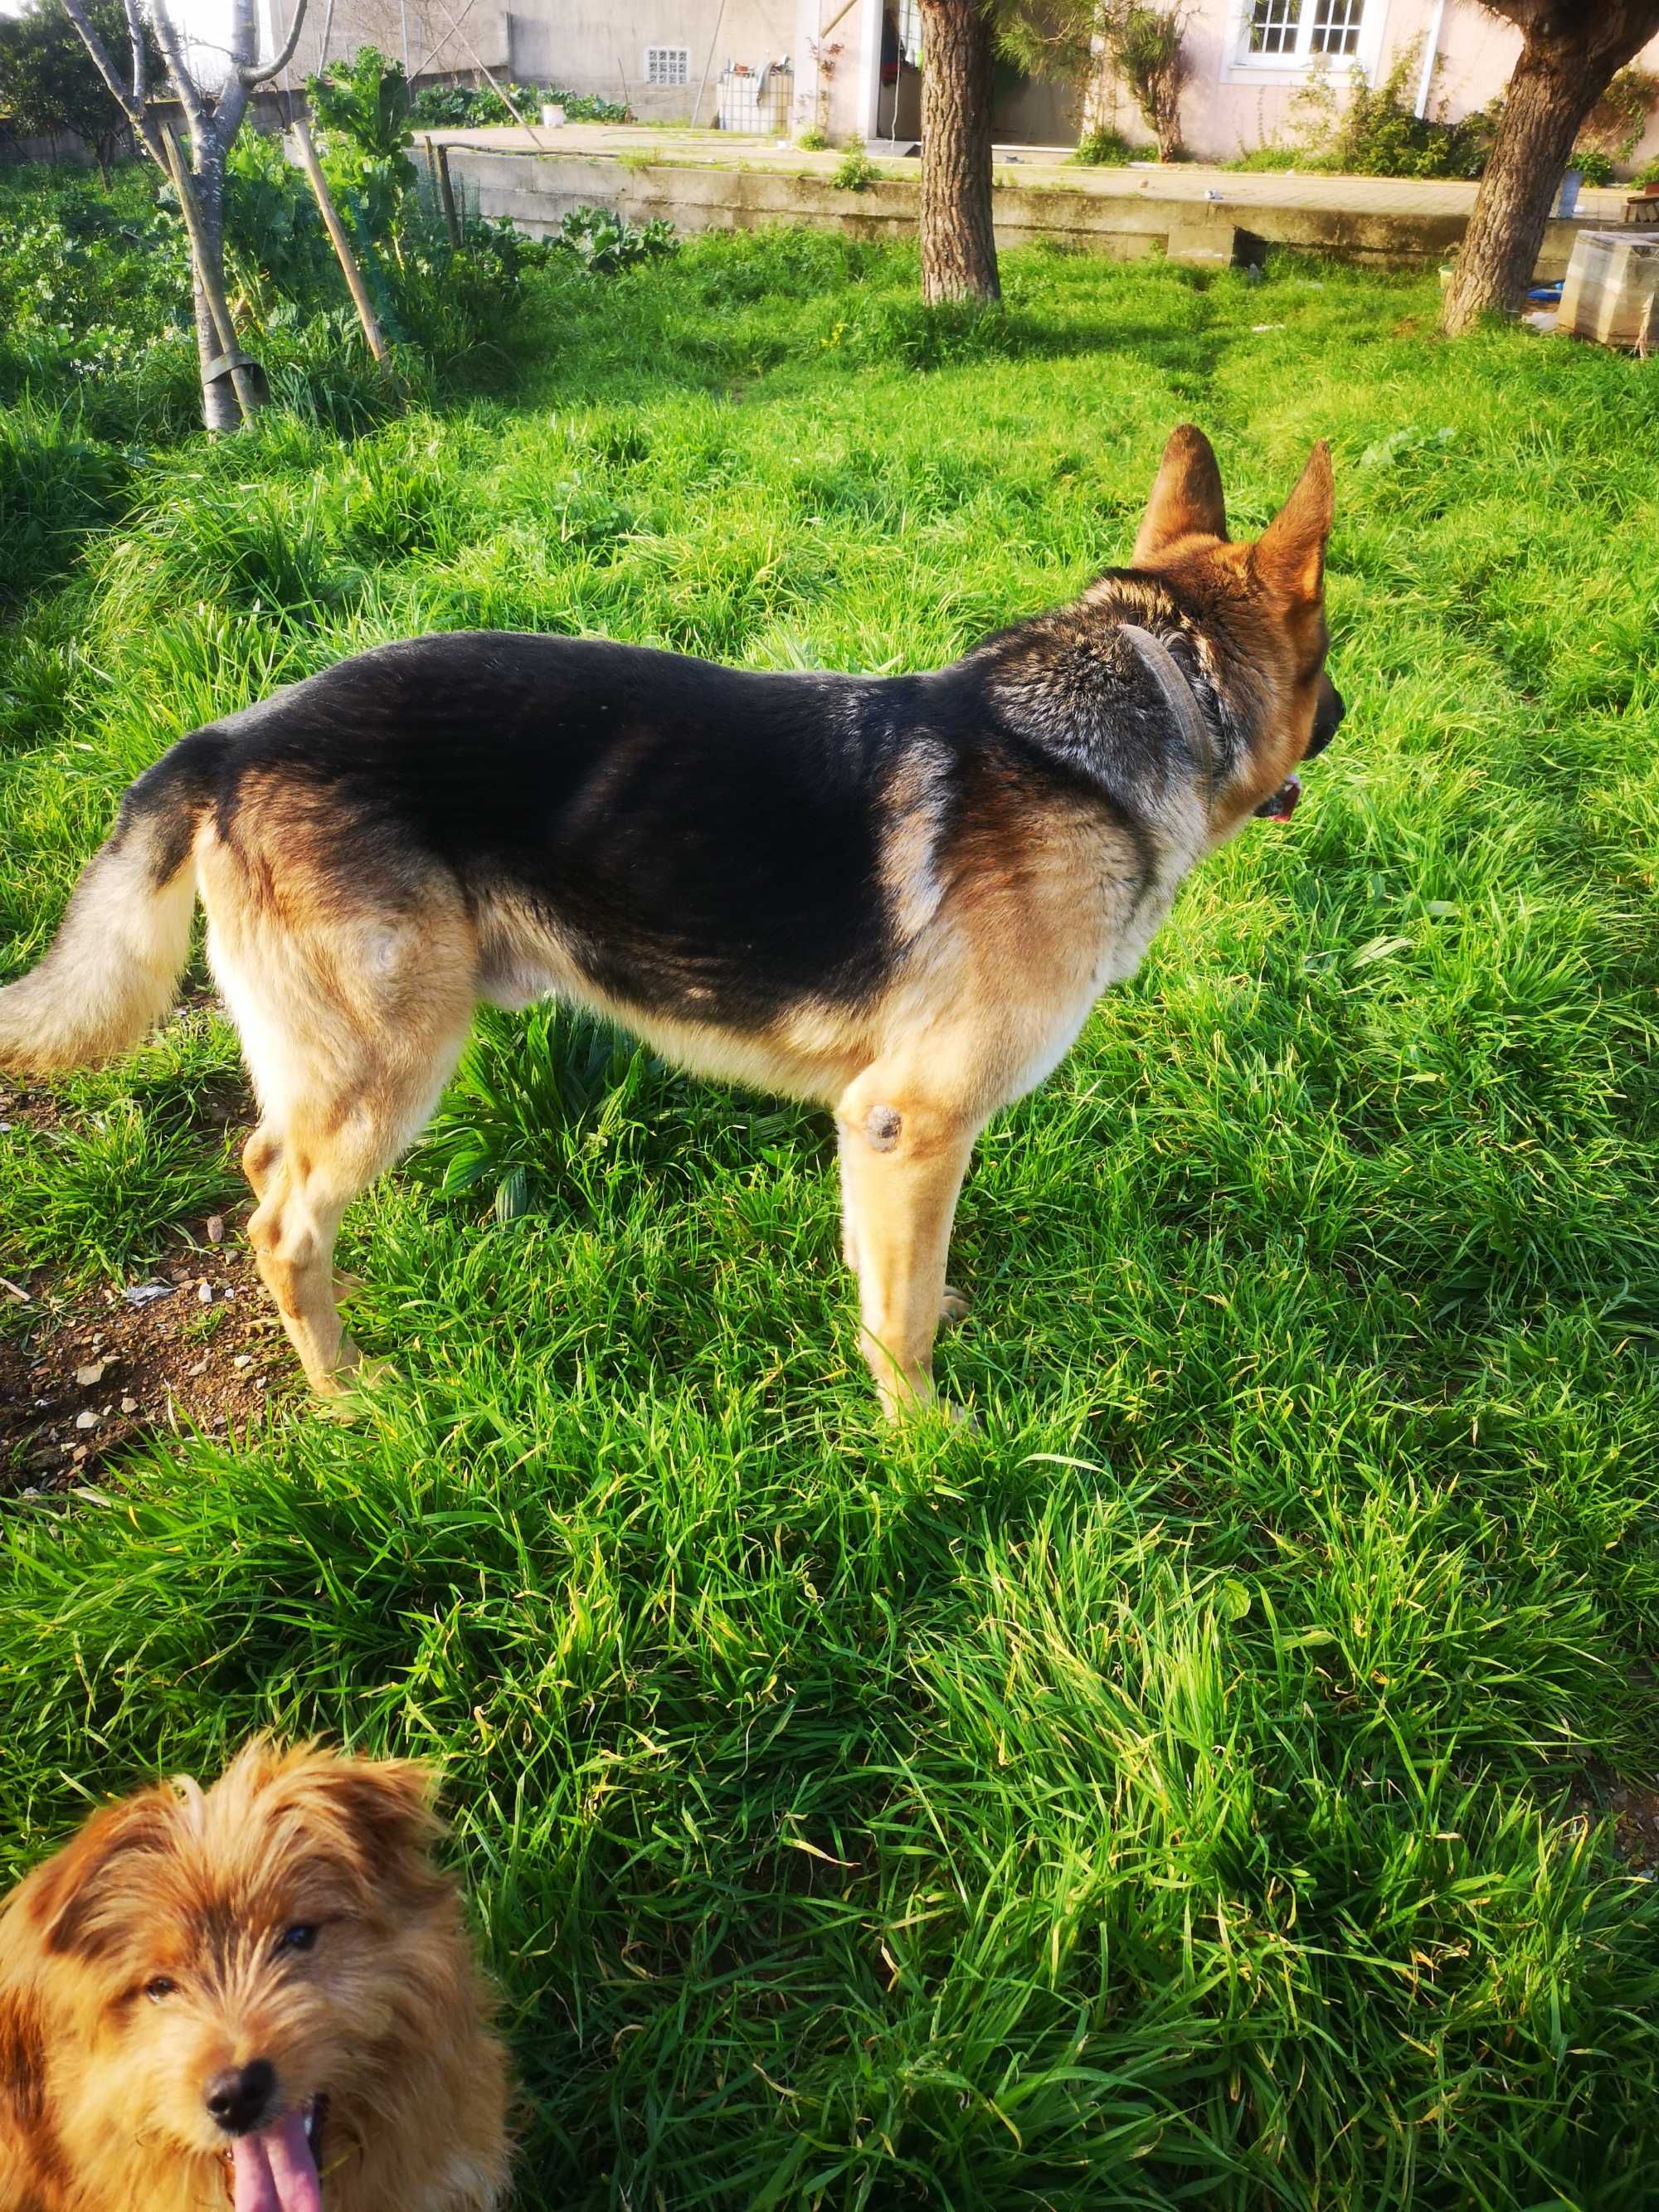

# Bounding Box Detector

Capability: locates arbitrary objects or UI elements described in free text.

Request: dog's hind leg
[241,1030,472,1393]
[242,1122,281,1199]
[835,1069,980,1420]
[205,853,477,1395]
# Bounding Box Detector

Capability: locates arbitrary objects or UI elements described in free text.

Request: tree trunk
[1442,2,1659,335]
[185,172,242,435]
[918,0,1000,306]
[56,0,308,429]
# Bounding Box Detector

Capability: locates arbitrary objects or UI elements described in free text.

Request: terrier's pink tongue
[231,2112,320,2212]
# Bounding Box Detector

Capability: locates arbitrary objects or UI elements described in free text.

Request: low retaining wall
[432,145,1595,277]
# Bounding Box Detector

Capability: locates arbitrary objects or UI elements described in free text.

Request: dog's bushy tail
[0,731,225,1073]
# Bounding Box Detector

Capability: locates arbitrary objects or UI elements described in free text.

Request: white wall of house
[1094,0,1659,169]
[792,0,883,139]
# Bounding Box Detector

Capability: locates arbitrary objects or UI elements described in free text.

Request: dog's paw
[939,1283,971,1327]
[315,1354,399,1422]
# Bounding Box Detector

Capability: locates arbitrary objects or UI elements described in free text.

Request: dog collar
[1119,623,1216,800]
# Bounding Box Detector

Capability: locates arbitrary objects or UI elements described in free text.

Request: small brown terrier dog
[0,1741,511,2212]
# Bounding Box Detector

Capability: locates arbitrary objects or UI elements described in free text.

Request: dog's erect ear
[1251,440,1334,605]
[26,1791,174,1961]
[1133,424,1228,563]
[311,1755,444,1885]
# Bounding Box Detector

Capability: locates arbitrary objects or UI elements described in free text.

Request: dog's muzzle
[1253,676,1343,821]
[1304,676,1345,761]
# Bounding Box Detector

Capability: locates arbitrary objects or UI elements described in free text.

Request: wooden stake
[289,116,393,367]
[435,140,462,248]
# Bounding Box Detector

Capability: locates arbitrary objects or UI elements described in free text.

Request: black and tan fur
[0,426,1344,1419]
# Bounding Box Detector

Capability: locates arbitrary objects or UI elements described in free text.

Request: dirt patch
[1609,1784,1659,1874]
[0,1217,295,1498]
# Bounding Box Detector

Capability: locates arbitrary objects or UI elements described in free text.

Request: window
[1311,0,1365,56]
[1247,0,1301,56]
[644,45,689,88]
[1241,0,1370,66]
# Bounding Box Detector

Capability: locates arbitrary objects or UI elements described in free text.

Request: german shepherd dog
[0,425,1342,1419]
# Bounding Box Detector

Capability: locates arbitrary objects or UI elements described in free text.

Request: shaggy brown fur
[0,1743,511,2212]
[0,426,1341,1420]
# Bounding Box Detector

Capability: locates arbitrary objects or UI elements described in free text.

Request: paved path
[417,123,1628,228]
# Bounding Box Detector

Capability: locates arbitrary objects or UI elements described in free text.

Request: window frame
[1222,0,1390,86]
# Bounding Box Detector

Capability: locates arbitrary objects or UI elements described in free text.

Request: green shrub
[407,78,629,129]
[554,204,677,274]
[1224,144,1309,171]
[1101,2,1190,162]
[416,1004,659,1221]
[795,124,829,151]
[831,134,879,192]
[1570,149,1618,187]
[1228,49,1498,180]
[0,165,198,440]
[0,116,552,449]
[223,131,339,320]
[307,43,414,163]
[1330,52,1497,180]
[1070,126,1136,167]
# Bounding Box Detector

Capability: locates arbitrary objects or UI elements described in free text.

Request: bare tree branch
[121,0,147,105]
[56,0,143,125]
[241,0,311,85]
[147,0,209,144]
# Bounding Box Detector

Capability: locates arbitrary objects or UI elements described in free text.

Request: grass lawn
[4,181,1659,2207]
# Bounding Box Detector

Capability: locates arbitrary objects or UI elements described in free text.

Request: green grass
[4,213,1659,2208]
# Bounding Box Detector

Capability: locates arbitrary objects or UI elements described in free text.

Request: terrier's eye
[279,1923,318,1953]
[144,1976,177,2001]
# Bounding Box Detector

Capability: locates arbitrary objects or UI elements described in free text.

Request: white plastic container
[1557,228,1659,348]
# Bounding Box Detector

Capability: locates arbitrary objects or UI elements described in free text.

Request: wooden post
[693,0,727,128]
[434,140,462,247]
[289,116,393,367]
[161,129,261,425]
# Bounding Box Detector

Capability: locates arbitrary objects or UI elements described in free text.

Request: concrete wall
[506,2,792,123]
[242,0,509,82]
[440,141,1600,276]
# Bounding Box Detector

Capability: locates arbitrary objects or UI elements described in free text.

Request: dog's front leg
[835,1075,978,1420]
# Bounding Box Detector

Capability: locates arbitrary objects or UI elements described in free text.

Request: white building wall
[792,0,881,139]
[1124,0,1659,168]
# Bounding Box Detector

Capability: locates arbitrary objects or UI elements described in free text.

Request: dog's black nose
[1305,677,1345,761]
[204,2058,277,2136]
